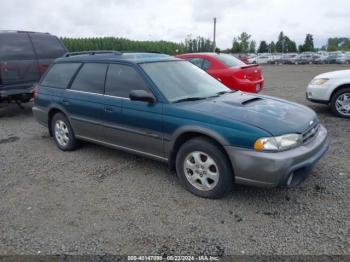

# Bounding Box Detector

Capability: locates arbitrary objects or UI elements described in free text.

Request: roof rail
[0,30,50,34]
[64,50,122,57]
[121,50,162,54]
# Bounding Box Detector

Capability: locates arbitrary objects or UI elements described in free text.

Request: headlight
[310,78,329,85]
[254,134,302,151]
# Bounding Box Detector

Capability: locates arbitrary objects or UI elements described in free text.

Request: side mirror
[129,90,156,103]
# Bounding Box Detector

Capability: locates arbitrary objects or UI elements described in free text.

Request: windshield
[140,61,230,102]
[215,53,246,67]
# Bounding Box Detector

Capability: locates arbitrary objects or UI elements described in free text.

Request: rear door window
[70,63,108,94]
[105,64,151,98]
[41,63,81,88]
[0,33,35,60]
[29,34,66,59]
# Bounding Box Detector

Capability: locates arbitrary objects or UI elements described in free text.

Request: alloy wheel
[335,93,350,116]
[183,151,219,191]
[54,120,70,147]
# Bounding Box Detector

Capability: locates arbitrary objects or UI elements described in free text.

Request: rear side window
[70,63,108,94]
[188,58,211,71]
[30,34,66,59]
[202,59,211,71]
[216,54,245,67]
[188,58,204,68]
[105,64,150,98]
[41,63,81,88]
[0,33,35,60]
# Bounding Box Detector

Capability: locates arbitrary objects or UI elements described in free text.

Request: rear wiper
[172,97,207,103]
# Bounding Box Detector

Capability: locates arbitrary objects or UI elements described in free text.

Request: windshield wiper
[216,90,237,96]
[172,97,207,103]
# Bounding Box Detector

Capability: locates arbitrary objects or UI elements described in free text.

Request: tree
[184,36,214,52]
[231,32,252,53]
[269,41,276,53]
[326,37,350,51]
[231,37,241,53]
[285,38,297,52]
[258,41,269,53]
[61,36,188,55]
[249,40,256,53]
[238,32,251,53]
[275,32,285,52]
[275,31,297,53]
[299,34,314,52]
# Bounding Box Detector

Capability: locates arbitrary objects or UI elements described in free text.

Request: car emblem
[309,120,314,126]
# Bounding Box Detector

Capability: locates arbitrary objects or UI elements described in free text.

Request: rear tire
[51,113,80,151]
[330,88,350,118]
[175,137,233,199]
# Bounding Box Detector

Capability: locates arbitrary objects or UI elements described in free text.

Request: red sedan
[176,53,264,93]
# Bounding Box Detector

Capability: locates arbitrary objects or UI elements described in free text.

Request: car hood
[180,92,317,136]
[315,69,350,79]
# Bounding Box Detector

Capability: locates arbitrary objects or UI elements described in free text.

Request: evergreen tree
[249,40,256,53]
[269,41,276,53]
[275,32,285,52]
[275,31,297,53]
[299,34,314,52]
[258,41,269,53]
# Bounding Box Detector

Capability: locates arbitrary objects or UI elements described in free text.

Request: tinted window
[0,33,35,60]
[202,59,211,71]
[105,64,150,98]
[30,34,66,59]
[41,63,81,88]
[70,63,108,94]
[189,58,204,68]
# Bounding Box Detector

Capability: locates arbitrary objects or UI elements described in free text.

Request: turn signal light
[254,139,266,150]
[33,83,39,98]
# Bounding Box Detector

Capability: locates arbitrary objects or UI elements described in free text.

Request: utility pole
[213,17,216,52]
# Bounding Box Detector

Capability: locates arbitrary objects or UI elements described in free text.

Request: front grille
[302,122,320,144]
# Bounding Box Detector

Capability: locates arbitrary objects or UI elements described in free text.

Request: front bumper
[306,83,333,102]
[225,125,329,187]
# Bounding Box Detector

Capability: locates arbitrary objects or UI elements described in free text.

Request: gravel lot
[0,65,349,256]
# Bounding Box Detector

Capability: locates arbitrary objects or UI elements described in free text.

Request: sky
[0,0,349,49]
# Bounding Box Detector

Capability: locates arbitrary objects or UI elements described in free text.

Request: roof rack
[64,50,122,57]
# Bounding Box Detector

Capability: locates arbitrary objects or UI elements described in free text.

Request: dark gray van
[0,31,67,103]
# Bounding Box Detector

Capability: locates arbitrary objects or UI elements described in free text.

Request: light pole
[213,17,216,52]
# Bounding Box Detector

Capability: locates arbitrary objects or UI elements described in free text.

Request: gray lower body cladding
[225,125,329,187]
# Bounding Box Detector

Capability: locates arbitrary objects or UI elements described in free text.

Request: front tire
[175,137,233,198]
[330,88,350,118]
[51,113,80,151]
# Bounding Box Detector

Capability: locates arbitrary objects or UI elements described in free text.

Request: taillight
[33,83,39,98]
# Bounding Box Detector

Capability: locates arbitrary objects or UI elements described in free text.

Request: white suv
[306,69,350,118]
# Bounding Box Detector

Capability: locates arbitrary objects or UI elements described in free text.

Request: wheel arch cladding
[168,130,233,176]
[48,108,65,136]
